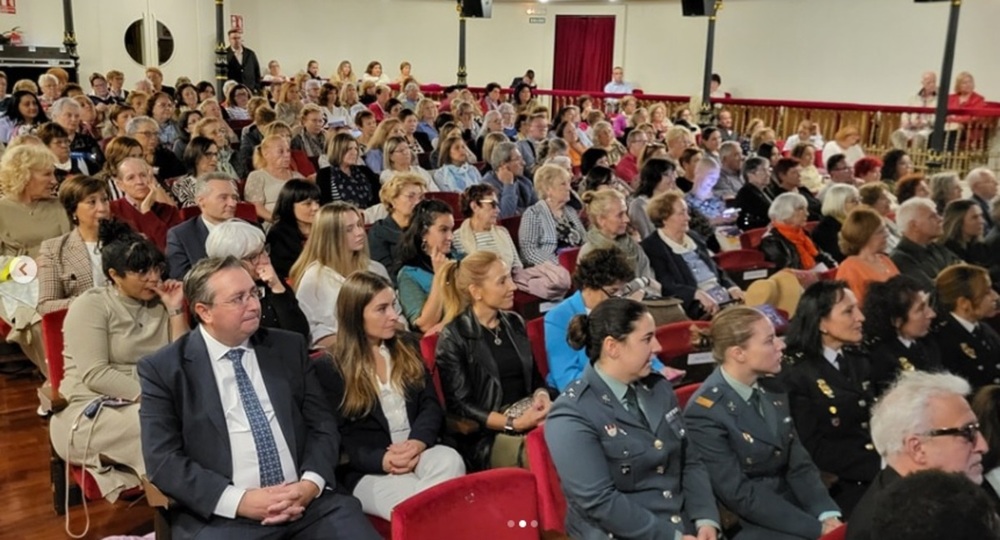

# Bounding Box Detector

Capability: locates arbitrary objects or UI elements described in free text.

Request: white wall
[2,0,997,105]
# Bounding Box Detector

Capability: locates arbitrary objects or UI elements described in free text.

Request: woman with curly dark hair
[862,275,941,396]
[894,173,930,205]
[879,149,912,189]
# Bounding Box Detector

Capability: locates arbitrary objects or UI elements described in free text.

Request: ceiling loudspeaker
[681,0,715,17]
[461,0,493,19]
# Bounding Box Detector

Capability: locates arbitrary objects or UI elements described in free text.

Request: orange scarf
[773,222,818,269]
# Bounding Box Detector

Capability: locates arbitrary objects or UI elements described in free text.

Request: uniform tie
[226,348,285,487]
[624,385,650,430]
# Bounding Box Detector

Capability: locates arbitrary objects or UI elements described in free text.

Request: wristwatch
[504,415,516,433]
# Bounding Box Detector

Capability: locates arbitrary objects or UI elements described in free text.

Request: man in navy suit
[166,173,239,280]
[139,257,379,539]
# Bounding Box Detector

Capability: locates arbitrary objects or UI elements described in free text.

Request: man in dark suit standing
[166,173,239,279]
[139,257,379,539]
[226,29,262,94]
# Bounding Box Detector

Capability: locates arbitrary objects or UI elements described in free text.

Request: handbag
[644,297,690,325]
[511,261,571,301]
[489,396,538,469]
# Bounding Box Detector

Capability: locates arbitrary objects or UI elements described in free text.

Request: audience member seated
[835,207,900,304]
[761,192,837,271]
[432,135,482,193]
[206,219,309,342]
[50,227,187,500]
[515,113,547,177]
[519,164,587,267]
[366,175,424,278]
[756,141,782,169]
[266,179,320,282]
[643,190,744,318]
[858,182,901,251]
[37,122,90,181]
[613,130,648,186]
[591,120,626,166]
[317,133,380,208]
[0,90,43,144]
[139,256,382,539]
[735,156,774,231]
[894,173,930,205]
[779,281,879,516]
[145,92,180,149]
[287,104,325,162]
[171,136,220,207]
[967,167,998,233]
[822,125,865,167]
[629,157,678,240]
[291,202,392,348]
[851,156,882,187]
[823,153,858,193]
[971,385,1000,507]
[50,97,103,172]
[879,149,912,191]
[945,71,987,139]
[932,264,1000,390]
[791,143,823,194]
[811,184,860,263]
[891,71,937,150]
[861,276,941,397]
[435,251,551,470]
[452,184,521,265]
[362,118,404,175]
[37,176,111,315]
[889,197,960,289]
[126,115,185,184]
[546,297,720,539]
[110,157,181,251]
[929,170,962,215]
[481,141,537,218]
[236,105,276,178]
[765,158,822,222]
[685,307,843,539]
[165,173,239,279]
[95,136,142,200]
[940,199,987,266]
[873,470,1000,540]
[783,119,825,153]
[0,143,73,256]
[714,141,744,199]
[379,136,434,189]
[685,157,731,225]
[314,271,465,518]
[246,135,305,223]
[224,84,252,120]
[846,371,986,540]
[579,190,661,297]
[477,132,509,176]
[397,199,455,333]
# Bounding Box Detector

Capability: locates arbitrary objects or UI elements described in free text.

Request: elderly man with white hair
[845,371,987,540]
[889,197,961,289]
[713,140,744,198]
[49,97,104,170]
[968,167,998,232]
[204,218,309,341]
[165,172,240,279]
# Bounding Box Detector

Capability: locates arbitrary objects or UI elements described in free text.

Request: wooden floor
[0,362,153,540]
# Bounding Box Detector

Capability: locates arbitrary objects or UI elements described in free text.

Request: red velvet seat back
[674,382,701,408]
[655,321,711,363]
[423,192,463,218]
[525,425,567,533]
[41,308,68,395]
[391,469,540,540]
[525,317,548,381]
[290,150,317,178]
[419,333,444,405]
[739,227,767,250]
[557,247,580,277]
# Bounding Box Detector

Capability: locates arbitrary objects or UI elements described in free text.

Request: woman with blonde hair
[434,250,551,470]
[245,134,304,223]
[822,125,865,167]
[291,202,393,348]
[810,183,860,262]
[316,271,464,518]
[341,83,366,123]
[591,120,626,166]
[330,60,357,85]
[191,116,238,177]
[648,102,672,141]
[363,117,406,175]
[579,189,661,297]
[274,80,304,126]
[318,132,380,207]
[519,164,586,266]
[380,136,435,188]
[369,173,427,272]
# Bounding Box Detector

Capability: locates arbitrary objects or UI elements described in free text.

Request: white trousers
[352,445,466,519]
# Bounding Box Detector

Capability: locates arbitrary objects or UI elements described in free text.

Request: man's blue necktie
[225,348,285,487]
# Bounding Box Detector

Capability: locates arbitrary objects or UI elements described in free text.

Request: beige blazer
[37,229,96,315]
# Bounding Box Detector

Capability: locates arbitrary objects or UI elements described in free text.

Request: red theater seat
[739,227,768,250]
[674,382,701,408]
[424,191,463,218]
[525,317,549,381]
[525,425,567,534]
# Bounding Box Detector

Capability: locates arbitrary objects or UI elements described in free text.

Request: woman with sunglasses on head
[206,219,309,342]
[48,223,187,501]
[452,184,521,270]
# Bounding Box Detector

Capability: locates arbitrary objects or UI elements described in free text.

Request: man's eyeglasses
[924,422,981,444]
[217,288,262,308]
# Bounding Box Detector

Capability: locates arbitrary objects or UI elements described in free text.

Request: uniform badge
[604,424,618,437]
[695,396,715,408]
[727,401,737,412]
[898,357,915,371]
[784,416,792,423]
[601,394,612,404]
[960,343,977,359]
[829,406,838,415]
[665,407,680,421]
[742,432,754,444]
[817,379,835,398]
[620,464,631,475]
[773,400,783,407]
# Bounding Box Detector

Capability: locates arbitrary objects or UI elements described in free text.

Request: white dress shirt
[201,326,325,518]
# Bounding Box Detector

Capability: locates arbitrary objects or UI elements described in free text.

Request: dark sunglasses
[924,422,981,444]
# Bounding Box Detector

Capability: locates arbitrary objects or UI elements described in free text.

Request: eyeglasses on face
[216,288,262,308]
[924,422,981,444]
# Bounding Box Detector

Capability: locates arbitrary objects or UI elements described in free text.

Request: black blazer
[138,327,337,536]
[845,466,901,540]
[258,285,310,343]
[734,183,773,231]
[933,313,1000,390]
[435,307,548,471]
[226,46,262,92]
[760,228,837,271]
[265,219,305,282]
[811,216,845,263]
[165,216,209,280]
[779,347,880,517]
[889,237,961,290]
[764,182,822,222]
[313,344,444,490]
[641,231,736,318]
[865,336,943,397]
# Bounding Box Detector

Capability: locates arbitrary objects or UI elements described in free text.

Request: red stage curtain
[552,15,615,93]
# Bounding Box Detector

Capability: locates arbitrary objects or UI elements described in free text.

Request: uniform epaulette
[782,350,807,366]
[561,378,588,400]
[694,395,716,409]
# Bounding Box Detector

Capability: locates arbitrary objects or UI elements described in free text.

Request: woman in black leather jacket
[434,251,552,471]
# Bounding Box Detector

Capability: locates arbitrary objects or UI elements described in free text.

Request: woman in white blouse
[822,125,866,167]
[318,83,350,127]
[361,61,392,86]
[290,202,394,348]
[432,135,482,193]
